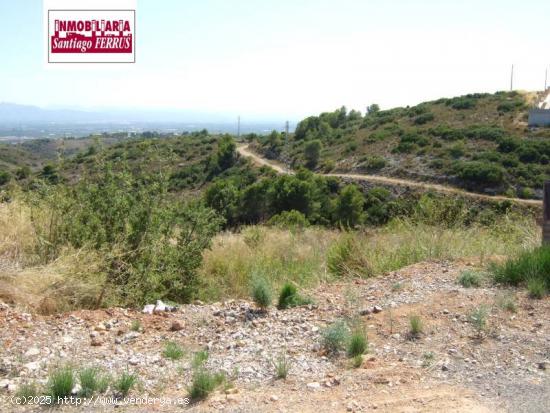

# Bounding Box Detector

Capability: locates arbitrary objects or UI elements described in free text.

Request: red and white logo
[47,9,135,63]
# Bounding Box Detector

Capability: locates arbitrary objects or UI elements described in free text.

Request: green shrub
[448,97,476,110]
[422,352,435,368]
[130,320,141,332]
[277,283,311,309]
[495,293,516,312]
[15,382,40,403]
[365,156,386,170]
[321,320,350,353]
[0,170,11,186]
[326,236,353,277]
[188,369,225,400]
[409,315,423,339]
[97,374,111,394]
[78,368,101,397]
[518,187,535,199]
[347,330,368,357]
[163,341,185,360]
[448,142,465,158]
[30,164,224,306]
[267,210,309,230]
[321,160,336,172]
[304,139,322,169]
[414,113,435,125]
[333,185,365,228]
[47,367,74,403]
[250,277,272,309]
[527,278,546,299]
[456,161,505,186]
[351,355,363,368]
[468,306,488,336]
[113,372,137,397]
[457,270,483,288]
[491,246,550,295]
[192,350,209,369]
[272,353,291,379]
[497,100,524,113]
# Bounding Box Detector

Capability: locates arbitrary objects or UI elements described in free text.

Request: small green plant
[409,315,423,339]
[469,306,488,337]
[491,246,550,296]
[192,350,209,369]
[163,341,185,360]
[114,372,137,397]
[97,374,111,394]
[15,382,40,403]
[321,320,350,353]
[495,293,516,313]
[527,278,546,299]
[250,277,272,310]
[272,353,291,379]
[351,355,363,368]
[277,283,312,309]
[391,282,403,291]
[188,369,226,400]
[347,330,368,357]
[47,366,75,403]
[422,351,435,368]
[130,320,142,332]
[457,270,483,288]
[78,368,100,397]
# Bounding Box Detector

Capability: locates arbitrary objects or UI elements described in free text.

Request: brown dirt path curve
[237,145,542,207]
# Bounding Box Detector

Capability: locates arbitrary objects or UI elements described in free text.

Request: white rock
[154,300,167,312]
[25,347,40,357]
[24,361,40,371]
[306,382,321,391]
[142,304,155,314]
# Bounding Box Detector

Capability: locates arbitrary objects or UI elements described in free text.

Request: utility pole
[284,120,290,168]
[285,120,289,142]
[237,115,240,139]
[510,64,514,91]
[545,67,548,91]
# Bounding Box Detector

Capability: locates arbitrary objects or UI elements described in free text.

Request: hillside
[0,134,131,180]
[0,96,548,413]
[250,91,550,199]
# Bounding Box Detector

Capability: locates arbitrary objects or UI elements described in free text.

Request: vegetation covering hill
[1,97,549,412]
[1,126,538,311]
[251,91,550,199]
[0,134,131,185]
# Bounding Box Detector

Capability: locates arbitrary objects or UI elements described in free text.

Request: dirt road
[237,145,542,207]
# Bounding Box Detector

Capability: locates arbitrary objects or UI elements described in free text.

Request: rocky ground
[0,260,548,412]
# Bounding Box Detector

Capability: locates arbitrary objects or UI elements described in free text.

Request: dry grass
[0,200,107,314]
[0,249,106,314]
[198,227,338,301]
[0,200,38,270]
[198,214,539,301]
[0,195,540,312]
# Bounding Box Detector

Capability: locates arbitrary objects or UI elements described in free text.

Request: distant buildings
[528,88,550,127]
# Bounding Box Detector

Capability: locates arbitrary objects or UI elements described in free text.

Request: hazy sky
[1,0,549,120]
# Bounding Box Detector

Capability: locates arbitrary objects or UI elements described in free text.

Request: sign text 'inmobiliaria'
[47,9,135,63]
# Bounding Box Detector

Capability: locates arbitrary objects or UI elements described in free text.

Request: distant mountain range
[0,102,291,138]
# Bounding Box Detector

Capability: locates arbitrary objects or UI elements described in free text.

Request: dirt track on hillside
[237,145,542,207]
